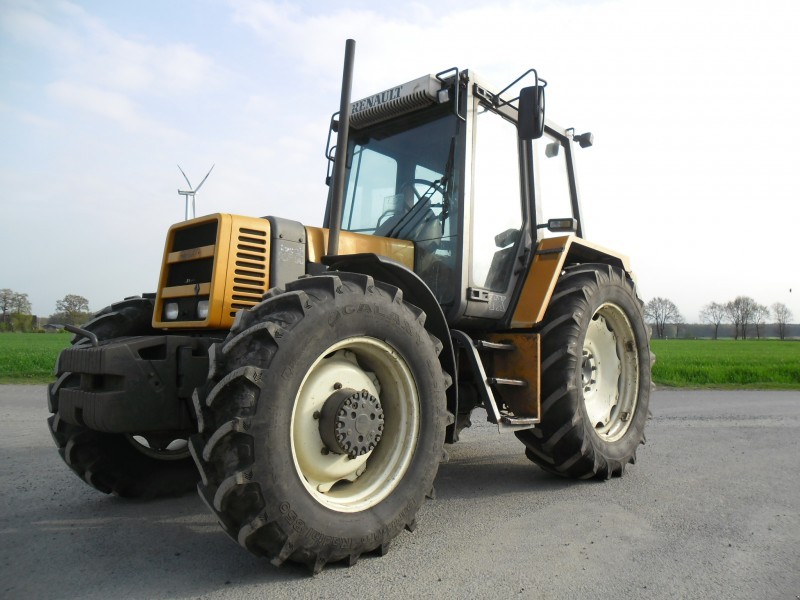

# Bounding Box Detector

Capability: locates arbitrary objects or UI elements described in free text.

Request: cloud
[2,1,226,143]
[0,0,82,55]
[4,1,222,97]
[48,81,142,127]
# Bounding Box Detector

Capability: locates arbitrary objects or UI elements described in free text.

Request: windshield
[341,111,460,305]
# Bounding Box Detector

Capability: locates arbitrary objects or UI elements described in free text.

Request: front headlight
[197,300,209,320]
[164,302,179,320]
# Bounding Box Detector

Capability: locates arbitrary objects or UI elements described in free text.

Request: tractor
[48,40,652,573]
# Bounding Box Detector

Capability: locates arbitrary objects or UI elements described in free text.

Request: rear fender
[511,235,633,328]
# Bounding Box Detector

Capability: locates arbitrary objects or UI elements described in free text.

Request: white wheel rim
[581,303,640,442]
[127,434,190,461]
[291,337,419,513]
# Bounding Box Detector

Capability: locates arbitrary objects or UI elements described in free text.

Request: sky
[1,0,799,323]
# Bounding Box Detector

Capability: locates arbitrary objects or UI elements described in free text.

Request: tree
[645,297,682,339]
[52,294,91,326]
[11,312,34,332]
[0,288,14,329]
[725,296,757,340]
[11,292,31,315]
[0,290,32,332]
[699,301,727,339]
[771,302,793,340]
[752,303,769,339]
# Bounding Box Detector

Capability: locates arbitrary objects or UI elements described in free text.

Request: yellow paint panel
[512,236,632,328]
[305,226,415,269]
[484,332,541,420]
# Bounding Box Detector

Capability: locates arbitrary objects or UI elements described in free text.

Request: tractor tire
[47,297,199,498]
[190,273,449,573]
[516,264,652,479]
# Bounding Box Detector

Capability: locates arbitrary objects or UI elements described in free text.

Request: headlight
[164,302,179,320]
[197,300,209,320]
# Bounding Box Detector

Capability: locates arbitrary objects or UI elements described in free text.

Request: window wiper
[439,136,456,222]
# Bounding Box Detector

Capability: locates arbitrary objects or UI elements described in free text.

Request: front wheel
[191,273,449,572]
[516,264,652,479]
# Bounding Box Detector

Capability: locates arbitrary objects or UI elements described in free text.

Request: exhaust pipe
[326,39,356,257]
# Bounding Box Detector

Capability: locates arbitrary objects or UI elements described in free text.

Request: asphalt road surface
[1,386,798,600]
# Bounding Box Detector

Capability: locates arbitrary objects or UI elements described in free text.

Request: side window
[534,134,572,235]
[342,145,398,233]
[471,106,523,291]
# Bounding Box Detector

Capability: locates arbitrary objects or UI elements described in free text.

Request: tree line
[0,289,92,332]
[645,296,794,340]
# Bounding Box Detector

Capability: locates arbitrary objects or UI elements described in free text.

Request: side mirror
[518,84,545,140]
[574,131,594,148]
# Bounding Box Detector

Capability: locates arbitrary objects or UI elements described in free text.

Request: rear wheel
[47,298,198,498]
[516,264,652,479]
[191,273,449,573]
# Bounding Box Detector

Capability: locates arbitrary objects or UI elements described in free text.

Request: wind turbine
[177,164,214,220]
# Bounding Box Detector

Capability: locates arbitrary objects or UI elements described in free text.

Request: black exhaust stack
[326,39,356,257]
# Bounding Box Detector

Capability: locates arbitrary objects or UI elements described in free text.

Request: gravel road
[1,386,798,599]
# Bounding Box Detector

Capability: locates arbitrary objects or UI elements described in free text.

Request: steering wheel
[376,209,396,228]
[402,178,447,204]
[375,178,448,237]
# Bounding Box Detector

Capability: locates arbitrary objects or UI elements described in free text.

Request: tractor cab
[325,69,591,329]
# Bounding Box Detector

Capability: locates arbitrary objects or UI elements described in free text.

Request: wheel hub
[319,387,385,459]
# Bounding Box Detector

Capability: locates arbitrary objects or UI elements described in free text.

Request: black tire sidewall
[520,265,652,478]
[247,286,445,556]
[571,275,651,463]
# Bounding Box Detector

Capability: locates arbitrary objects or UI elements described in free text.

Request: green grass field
[1,333,798,389]
[0,333,71,384]
[650,339,800,390]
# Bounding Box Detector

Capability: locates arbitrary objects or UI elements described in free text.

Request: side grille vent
[230,227,268,315]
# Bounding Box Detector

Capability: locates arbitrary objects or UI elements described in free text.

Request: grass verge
[651,339,800,390]
[1,334,799,390]
[0,333,71,384]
